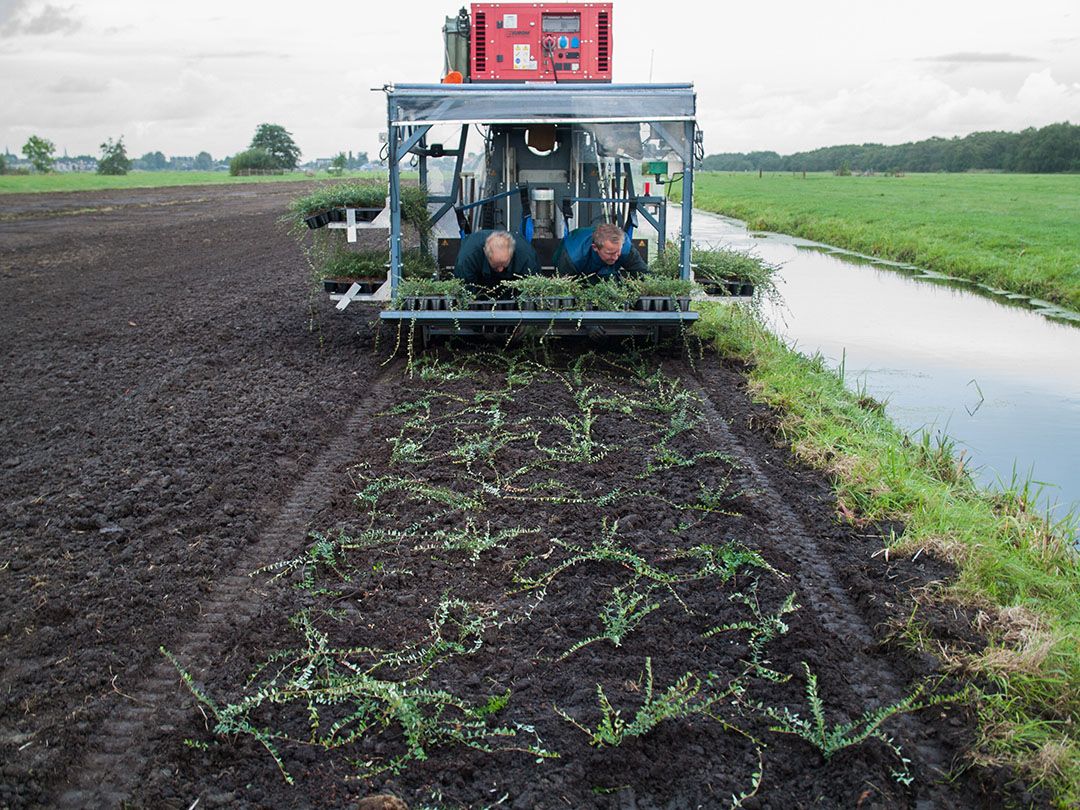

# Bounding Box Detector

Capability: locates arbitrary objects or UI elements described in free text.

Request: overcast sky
[2,0,1078,161]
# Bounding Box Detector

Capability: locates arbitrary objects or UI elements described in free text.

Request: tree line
[2,123,370,177]
[701,121,1080,174]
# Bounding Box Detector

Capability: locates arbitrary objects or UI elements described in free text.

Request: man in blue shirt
[553,223,648,282]
[453,229,540,295]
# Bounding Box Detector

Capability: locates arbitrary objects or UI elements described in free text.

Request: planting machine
[330,3,733,338]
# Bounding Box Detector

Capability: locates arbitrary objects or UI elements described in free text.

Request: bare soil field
[0,185,1041,808]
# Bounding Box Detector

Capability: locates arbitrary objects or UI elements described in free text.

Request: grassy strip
[0,169,386,194]
[691,172,1080,312]
[693,303,1080,806]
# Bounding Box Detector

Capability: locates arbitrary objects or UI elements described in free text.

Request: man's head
[591,223,624,266]
[483,231,516,273]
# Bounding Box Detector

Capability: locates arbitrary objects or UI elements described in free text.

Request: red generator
[469,3,613,82]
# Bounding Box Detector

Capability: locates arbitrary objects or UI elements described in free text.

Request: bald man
[453,229,540,295]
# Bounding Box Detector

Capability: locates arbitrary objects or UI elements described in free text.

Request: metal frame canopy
[386,82,696,126]
[378,82,699,331]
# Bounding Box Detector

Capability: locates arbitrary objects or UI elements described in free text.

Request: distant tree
[701,152,755,171]
[22,135,55,173]
[346,150,370,169]
[97,136,132,175]
[0,153,6,174]
[1011,122,1080,173]
[193,151,214,171]
[229,148,278,175]
[249,123,300,169]
[328,152,347,176]
[140,150,167,170]
[701,122,1080,175]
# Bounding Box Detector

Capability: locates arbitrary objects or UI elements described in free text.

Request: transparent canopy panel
[386,83,695,129]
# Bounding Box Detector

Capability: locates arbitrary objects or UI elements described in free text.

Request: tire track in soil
[684,364,953,792]
[53,365,402,808]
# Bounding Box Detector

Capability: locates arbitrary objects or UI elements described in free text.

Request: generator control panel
[469,3,613,82]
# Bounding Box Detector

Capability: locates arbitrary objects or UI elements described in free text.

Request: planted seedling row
[166,345,955,806]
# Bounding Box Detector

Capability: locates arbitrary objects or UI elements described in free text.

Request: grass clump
[417,520,539,562]
[693,245,777,287]
[504,274,583,302]
[556,658,736,747]
[705,588,799,682]
[629,275,701,299]
[319,248,386,279]
[650,242,777,287]
[402,248,438,280]
[394,278,472,308]
[577,279,638,310]
[289,179,386,221]
[761,663,964,785]
[401,185,433,243]
[559,581,661,660]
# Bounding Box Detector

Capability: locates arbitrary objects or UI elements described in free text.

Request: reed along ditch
[0,185,1051,808]
[689,208,1080,532]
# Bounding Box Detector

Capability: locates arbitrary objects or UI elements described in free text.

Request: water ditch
[684,208,1080,531]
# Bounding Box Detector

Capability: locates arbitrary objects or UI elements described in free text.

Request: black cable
[544,44,560,82]
[664,173,684,202]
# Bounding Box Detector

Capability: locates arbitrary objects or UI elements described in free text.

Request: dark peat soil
[0,186,1041,809]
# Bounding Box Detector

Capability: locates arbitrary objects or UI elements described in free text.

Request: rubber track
[684,365,953,793]
[53,368,399,808]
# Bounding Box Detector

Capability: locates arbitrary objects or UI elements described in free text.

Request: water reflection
[688,209,1080,526]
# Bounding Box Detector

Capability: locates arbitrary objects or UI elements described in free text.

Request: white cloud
[46,75,109,94]
[1,1,80,36]
[701,66,1080,153]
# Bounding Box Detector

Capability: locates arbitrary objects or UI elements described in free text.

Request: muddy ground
[0,184,1042,809]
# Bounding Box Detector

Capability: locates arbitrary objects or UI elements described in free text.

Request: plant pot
[353,206,385,223]
[466,299,515,311]
[327,208,347,223]
[322,276,384,295]
[400,295,455,311]
[674,296,692,312]
[697,278,728,296]
[546,295,578,310]
[740,283,755,297]
[322,278,351,294]
[518,295,577,311]
[305,211,330,230]
[636,296,674,312]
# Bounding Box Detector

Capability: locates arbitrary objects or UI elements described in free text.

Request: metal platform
[326,80,707,331]
[379,308,699,337]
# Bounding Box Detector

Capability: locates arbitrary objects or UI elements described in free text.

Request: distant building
[54,157,98,173]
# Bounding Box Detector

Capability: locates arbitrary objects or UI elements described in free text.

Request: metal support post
[430,125,470,224]
[679,120,695,281]
[389,125,403,298]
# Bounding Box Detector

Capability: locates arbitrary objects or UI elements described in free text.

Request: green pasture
[0,169,385,194]
[692,172,1080,311]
